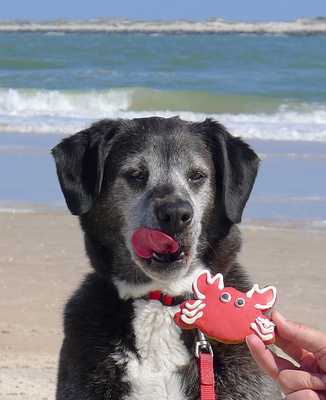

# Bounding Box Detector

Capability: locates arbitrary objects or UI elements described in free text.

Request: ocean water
[0,29,325,222]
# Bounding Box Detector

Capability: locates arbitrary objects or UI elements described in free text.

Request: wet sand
[0,212,325,399]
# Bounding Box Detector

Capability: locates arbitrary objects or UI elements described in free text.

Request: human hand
[246,310,326,400]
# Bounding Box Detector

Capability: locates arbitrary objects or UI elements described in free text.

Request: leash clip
[195,330,213,358]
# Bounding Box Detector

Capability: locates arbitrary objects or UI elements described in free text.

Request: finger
[275,335,323,373]
[276,334,312,364]
[286,389,326,400]
[300,353,324,374]
[274,320,320,372]
[278,369,326,395]
[246,334,296,380]
[273,311,326,365]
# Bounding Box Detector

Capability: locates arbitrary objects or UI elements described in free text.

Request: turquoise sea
[0,26,325,223]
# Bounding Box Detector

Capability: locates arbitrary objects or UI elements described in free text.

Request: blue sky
[0,0,325,21]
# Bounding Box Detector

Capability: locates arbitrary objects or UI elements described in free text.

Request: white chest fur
[125,299,190,400]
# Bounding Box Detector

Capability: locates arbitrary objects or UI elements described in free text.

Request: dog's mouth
[131,227,186,266]
[147,247,185,264]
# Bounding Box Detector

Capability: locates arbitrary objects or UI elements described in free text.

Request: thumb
[273,311,326,371]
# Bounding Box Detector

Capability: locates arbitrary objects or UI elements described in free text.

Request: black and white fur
[52,117,281,400]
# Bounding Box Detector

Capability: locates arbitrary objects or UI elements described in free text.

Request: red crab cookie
[174,270,277,344]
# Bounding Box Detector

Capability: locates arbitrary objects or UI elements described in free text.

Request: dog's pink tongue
[131,227,179,259]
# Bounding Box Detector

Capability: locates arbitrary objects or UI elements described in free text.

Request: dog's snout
[155,201,193,232]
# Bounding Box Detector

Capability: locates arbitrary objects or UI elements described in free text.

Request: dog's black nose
[155,201,193,232]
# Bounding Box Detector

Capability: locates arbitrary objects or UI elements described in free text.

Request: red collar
[147,290,187,306]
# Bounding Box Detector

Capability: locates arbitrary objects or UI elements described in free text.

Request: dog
[52,117,281,400]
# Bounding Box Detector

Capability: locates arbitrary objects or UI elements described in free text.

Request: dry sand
[0,212,325,399]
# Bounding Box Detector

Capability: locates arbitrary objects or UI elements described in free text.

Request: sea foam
[1,18,326,34]
[1,88,326,141]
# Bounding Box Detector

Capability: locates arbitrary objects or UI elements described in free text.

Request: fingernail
[245,335,254,347]
[245,334,260,347]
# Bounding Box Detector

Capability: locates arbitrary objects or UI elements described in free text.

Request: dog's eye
[188,170,207,183]
[220,292,232,303]
[125,169,148,184]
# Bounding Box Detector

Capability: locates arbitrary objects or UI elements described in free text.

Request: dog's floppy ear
[203,119,260,224]
[51,120,118,215]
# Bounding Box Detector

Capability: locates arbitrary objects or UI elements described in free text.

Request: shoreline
[1,205,325,231]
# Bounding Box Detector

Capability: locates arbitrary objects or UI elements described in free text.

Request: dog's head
[52,117,259,288]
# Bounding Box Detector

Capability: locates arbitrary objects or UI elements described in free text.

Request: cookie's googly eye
[220,292,232,303]
[235,298,246,308]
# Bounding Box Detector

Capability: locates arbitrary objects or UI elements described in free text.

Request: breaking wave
[1,87,326,141]
[1,18,326,34]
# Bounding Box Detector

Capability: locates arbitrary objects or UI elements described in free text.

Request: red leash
[147,292,217,399]
[196,330,216,400]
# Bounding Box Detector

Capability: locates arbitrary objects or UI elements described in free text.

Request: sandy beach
[0,212,325,399]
